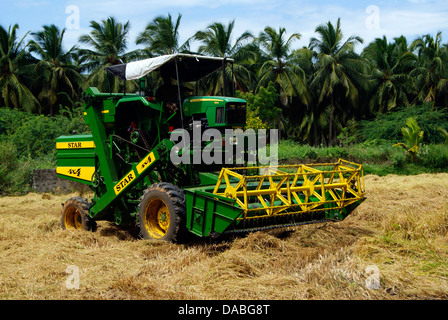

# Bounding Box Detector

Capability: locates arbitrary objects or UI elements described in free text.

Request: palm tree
[28,24,82,115]
[287,46,325,144]
[256,26,309,106]
[136,13,189,56]
[135,14,191,95]
[309,18,365,145]
[0,24,39,112]
[362,35,416,114]
[79,17,137,92]
[193,20,254,94]
[410,32,448,107]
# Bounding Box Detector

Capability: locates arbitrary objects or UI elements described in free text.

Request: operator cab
[182,96,246,131]
[104,54,249,169]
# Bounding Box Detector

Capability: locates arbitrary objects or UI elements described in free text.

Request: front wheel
[61,197,97,231]
[138,183,186,242]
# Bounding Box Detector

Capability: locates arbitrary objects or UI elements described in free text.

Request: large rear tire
[138,183,186,242]
[61,197,97,231]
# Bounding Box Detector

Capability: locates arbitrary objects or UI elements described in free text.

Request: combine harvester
[56,54,366,242]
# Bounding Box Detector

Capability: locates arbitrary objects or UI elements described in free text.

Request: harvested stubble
[1,173,448,300]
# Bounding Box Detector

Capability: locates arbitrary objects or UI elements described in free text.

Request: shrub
[0,107,87,193]
[358,104,448,144]
[349,142,393,163]
[393,118,424,162]
[392,152,406,169]
[0,141,19,192]
[420,144,448,170]
[237,82,280,129]
[245,106,269,130]
[1,107,88,159]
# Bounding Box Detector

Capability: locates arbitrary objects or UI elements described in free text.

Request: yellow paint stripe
[189,98,223,103]
[56,167,95,181]
[114,170,136,195]
[136,152,156,174]
[56,141,95,149]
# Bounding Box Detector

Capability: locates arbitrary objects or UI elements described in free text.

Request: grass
[1,173,448,300]
[277,140,448,176]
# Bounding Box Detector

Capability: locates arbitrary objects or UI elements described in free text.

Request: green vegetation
[237,81,280,130]
[0,107,87,193]
[356,104,448,144]
[277,140,448,176]
[393,118,424,162]
[1,14,448,193]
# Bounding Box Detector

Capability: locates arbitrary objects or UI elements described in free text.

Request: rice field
[1,173,448,300]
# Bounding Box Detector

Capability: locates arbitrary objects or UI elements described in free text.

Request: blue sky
[1,0,448,53]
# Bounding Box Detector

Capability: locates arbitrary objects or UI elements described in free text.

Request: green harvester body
[56,54,366,241]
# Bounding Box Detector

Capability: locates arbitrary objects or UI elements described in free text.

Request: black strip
[104,64,127,80]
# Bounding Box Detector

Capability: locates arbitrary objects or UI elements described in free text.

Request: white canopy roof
[104,53,234,82]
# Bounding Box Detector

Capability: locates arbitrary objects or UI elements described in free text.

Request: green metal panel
[182,96,247,127]
[184,189,243,237]
[56,134,96,184]
[84,94,119,187]
[116,96,162,112]
[182,96,224,116]
[101,99,116,123]
[198,172,220,186]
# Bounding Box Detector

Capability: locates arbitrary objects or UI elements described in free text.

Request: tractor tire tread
[61,197,97,232]
[138,182,187,243]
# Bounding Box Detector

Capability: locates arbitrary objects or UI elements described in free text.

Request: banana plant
[393,118,424,161]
